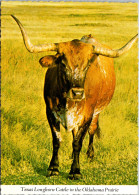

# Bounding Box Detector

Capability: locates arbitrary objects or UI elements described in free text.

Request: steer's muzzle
[67,88,85,101]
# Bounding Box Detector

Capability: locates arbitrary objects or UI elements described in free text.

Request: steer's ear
[39,55,57,68]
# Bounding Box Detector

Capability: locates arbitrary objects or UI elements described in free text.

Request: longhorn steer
[11,15,138,180]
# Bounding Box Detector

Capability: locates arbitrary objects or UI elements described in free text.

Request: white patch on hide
[53,103,84,132]
[93,105,107,119]
[55,131,62,142]
[74,67,80,80]
[93,108,101,118]
[66,103,84,132]
[97,56,107,77]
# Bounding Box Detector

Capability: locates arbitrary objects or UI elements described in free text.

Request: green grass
[1,1,138,185]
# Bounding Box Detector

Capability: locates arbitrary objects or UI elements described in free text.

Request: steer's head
[11,15,138,101]
[39,40,94,101]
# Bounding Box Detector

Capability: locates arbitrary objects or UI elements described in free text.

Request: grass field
[1,1,138,185]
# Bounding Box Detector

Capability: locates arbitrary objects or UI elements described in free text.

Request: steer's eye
[61,58,72,73]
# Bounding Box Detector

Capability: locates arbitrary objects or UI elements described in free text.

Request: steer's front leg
[46,107,61,176]
[69,138,82,180]
[69,121,91,180]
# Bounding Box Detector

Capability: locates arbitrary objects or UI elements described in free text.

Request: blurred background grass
[1,1,138,185]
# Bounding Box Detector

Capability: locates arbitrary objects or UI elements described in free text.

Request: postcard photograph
[1,1,138,194]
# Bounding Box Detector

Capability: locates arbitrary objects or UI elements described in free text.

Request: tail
[95,121,101,138]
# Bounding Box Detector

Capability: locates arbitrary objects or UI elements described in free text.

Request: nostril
[72,89,84,97]
[72,89,76,97]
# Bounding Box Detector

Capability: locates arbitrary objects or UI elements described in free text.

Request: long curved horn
[11,15,58,53]
[93,34,138,58]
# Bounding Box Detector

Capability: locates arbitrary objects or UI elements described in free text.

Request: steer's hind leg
[46,107,61,176]
[87,114,100,159]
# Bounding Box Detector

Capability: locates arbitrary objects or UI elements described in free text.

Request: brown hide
[58,40,93,71]
[53,40,116,133]
[84,55,115,134]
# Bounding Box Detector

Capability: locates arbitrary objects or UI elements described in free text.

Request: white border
[1,185,138,195]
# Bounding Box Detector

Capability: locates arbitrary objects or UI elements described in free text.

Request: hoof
[46,168,59,177]
[68,169,82,180]
[68,173,82,180]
